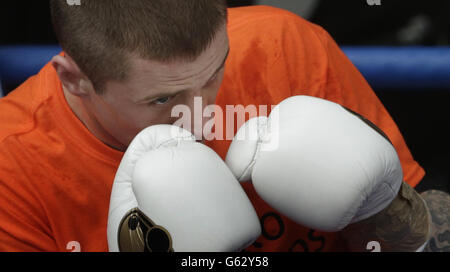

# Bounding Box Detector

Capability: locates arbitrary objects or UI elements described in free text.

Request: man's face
[84,25,230,149]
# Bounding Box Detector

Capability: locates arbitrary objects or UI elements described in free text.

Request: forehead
[123,25,229,93]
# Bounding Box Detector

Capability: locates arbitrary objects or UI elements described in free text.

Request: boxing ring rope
[1,46,450,95]
[342,47,450,90]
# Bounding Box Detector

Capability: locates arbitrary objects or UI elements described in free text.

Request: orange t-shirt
[0,6,424,252]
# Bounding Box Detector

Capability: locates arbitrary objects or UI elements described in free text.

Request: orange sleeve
[0,153,57,252]
[0,196,57,251]
[281,17,425,187]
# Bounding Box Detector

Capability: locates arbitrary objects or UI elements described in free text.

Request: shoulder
[0,65,54,179]
[226,5,334,68]
[227,5,330,44]
[228,5,309,27]
[0,63,54,143]
[221,6,334,103]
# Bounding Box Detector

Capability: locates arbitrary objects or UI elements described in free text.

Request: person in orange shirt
[0,0,447,252]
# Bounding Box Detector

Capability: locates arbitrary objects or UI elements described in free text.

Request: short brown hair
[50,0,228,94]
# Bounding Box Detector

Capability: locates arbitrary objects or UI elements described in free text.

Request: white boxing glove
[225,95,403,232]
[108,125,261,252]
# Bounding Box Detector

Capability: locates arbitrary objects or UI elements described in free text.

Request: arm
[0,174,57,252]
[284,16,426,187]
[225,95,432,252]
[339,182,432,252]
[307,20,437,252]
[421,189,450,252]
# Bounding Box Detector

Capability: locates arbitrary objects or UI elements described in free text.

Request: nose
[183,90,218,140]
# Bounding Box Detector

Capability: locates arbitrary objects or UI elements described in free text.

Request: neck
[62,85,127,152]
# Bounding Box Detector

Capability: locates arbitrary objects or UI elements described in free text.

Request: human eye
[149,95,177,106]
[153,96,172,105]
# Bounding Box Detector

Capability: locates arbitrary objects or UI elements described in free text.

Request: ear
[51,54,87,97]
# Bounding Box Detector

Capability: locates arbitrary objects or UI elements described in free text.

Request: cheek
[90,95,123,125]
[97,97,169,130]
[134,105,180,128]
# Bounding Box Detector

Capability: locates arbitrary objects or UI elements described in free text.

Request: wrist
[340,182,432,252]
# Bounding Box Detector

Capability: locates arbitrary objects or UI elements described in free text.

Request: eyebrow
[137,47,230,103]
